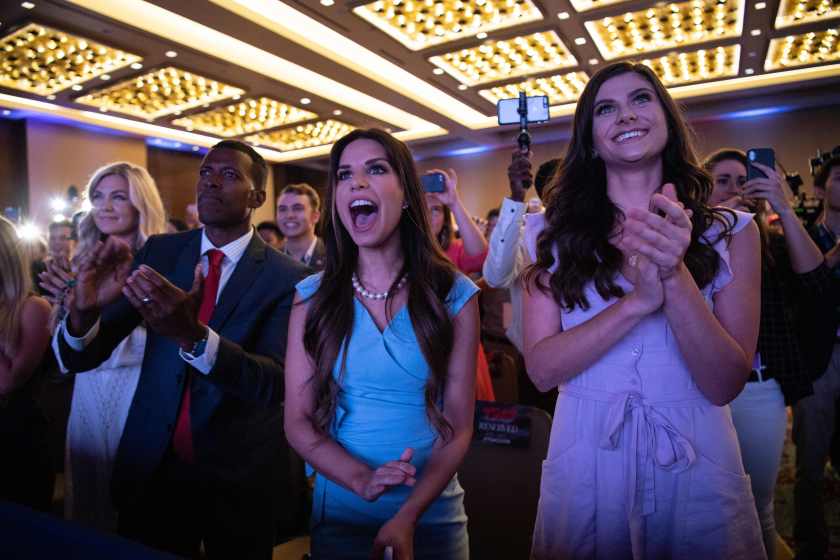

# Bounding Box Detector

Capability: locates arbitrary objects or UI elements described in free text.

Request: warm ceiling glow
[352,0,544,51]
[171,97,316,137]
[775,0,840,28]
[585,0,745,60]
[428,31,577,86]
[75,66,245,120]
[569,0,633,12]
[641,45,740,85]
[0,23,141,96]
[765,27,840,70]
[478,71,589,106]
[245,119,354,151]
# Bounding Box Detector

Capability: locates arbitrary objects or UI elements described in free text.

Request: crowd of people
[1,61,840,560]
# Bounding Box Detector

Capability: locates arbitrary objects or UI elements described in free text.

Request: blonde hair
[0,216,31,352]
[77,162,167,254]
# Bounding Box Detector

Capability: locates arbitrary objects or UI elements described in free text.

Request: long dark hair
[703,148,773,269]
[302,129,458,439]
[527,61,733,310]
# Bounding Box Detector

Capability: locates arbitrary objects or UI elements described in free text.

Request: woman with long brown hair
[522,62,764,558]
[284,129,478,559]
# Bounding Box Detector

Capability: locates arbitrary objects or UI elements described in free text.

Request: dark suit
[57,229,308,559]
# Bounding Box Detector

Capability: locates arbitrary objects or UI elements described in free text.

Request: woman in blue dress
[284,128,480,560]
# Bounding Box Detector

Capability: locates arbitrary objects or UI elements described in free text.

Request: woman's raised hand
[359,448,417,502]
[742,162,794,215]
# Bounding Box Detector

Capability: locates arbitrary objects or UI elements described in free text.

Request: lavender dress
[527,210,765,559]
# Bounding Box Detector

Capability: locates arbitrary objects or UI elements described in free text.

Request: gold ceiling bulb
[244,119,354,151]
[171,96,316,137]
[640,45,740,85]
[428,31,577,86]
[75,66,245,120]
[0,23,141,96]
[765,27,840,70]
[585,0,744,60]
[478,71,589,105]
[353,0,544,51]
[775,0,840,29]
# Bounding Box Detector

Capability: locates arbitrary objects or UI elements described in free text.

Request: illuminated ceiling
[0,0,837,163]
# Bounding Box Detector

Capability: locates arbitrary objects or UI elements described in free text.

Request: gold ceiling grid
[75,66,245,120]
[245,119,355,151]
[775,0,840,29]
[0,23,141,95]
[171,97,317,137]
[477,71,589,105]
[353,0,544,50]
[428,31,578,86]
[765,27,840,70]
[640,44,740,85]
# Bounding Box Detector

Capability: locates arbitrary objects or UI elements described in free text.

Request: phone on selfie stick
[747,148,775,181]
[497,92,550,189]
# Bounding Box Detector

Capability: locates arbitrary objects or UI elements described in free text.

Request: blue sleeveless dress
[296,272,478,560]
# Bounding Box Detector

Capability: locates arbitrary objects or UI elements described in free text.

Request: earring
[402,202,409,210]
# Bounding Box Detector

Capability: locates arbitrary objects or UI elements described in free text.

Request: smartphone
[421,172,446,193]
[747,148,775,181]
[497,95,550,125]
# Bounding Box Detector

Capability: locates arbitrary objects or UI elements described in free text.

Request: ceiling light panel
[428,31,577,86]
[245,119,354,151]
[477,71,589,105]
[776,0,840,28]
[75,66,245,120]
[171,97,316,136]
[640,44,740,85]
[0,23,141,96]
[353,0,544,51]
[585,0,745,61]
[765,27,840,70]
[569,0,634,13]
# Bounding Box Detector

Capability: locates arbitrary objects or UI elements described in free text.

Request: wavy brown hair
[302,129,458,439]
[527,62,733,310]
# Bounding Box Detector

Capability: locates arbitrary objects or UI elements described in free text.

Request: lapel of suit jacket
[208,232,266,332]
[174,230,203,291]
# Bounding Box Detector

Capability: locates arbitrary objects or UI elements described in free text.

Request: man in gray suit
[54,140,308,559]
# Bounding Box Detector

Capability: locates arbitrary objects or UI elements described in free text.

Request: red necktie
[173,248,224,463]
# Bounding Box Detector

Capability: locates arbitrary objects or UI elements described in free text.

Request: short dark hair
[534,158,562,200]
[815,155,840,189]
[279,183,321,212]
[486,207,500,221]
[210,140,268,191]
[256,220,283,238]
[49,219,76,240]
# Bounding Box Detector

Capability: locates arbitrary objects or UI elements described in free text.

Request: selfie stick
[517,92,532,188]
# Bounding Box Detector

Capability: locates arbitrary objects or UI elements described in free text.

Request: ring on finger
[628,254,639,268]
[141,296,153,304]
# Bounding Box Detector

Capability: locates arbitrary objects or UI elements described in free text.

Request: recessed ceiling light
[333,109,342,116]
[165,50,178,58]
[749,51,757,57]
[173,110,182,115]
[100,74,111,81]
[320,0,335,5]
[2,110,11,116]
[745,68,755,75]
[385,128,392,133]
[750,29,761,36]
[192,146,200,152]
[130,62,143,70]
[755,2,766,8]
[458,84,468,90]
[433,68,445,75]
[99,107,107,112]
[21,2,35,9]
[203,103,210,108]
[232,94,241,100]
[300,97,311,105]
[575,37,587,45]
[46,94,55,100]
[589,58,599,65]
[558,12,571,20]
[71,84,83,91]
[476,32,488,40]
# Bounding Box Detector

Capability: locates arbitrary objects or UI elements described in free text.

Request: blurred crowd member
[184,202,200,230]
[523,62,762,558]
[276,182,326,269]
[41,162,167,532]
[48,219,76,261]
[705,148,832,560]
[256,220,285,251]
[0,215,54,512]
[484,207,500,239]
[167,217,188,233]
[796,154,840,559]
[46,141,306,558]
[285,129,477,559]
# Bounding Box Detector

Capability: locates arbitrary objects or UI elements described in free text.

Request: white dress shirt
[58,227,255,375]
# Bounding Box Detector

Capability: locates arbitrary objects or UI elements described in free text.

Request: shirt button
[632,348,641,356]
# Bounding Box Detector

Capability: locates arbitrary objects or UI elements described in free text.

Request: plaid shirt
[758,233,834,405]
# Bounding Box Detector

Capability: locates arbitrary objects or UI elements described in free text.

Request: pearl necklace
[352,273,407,300]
